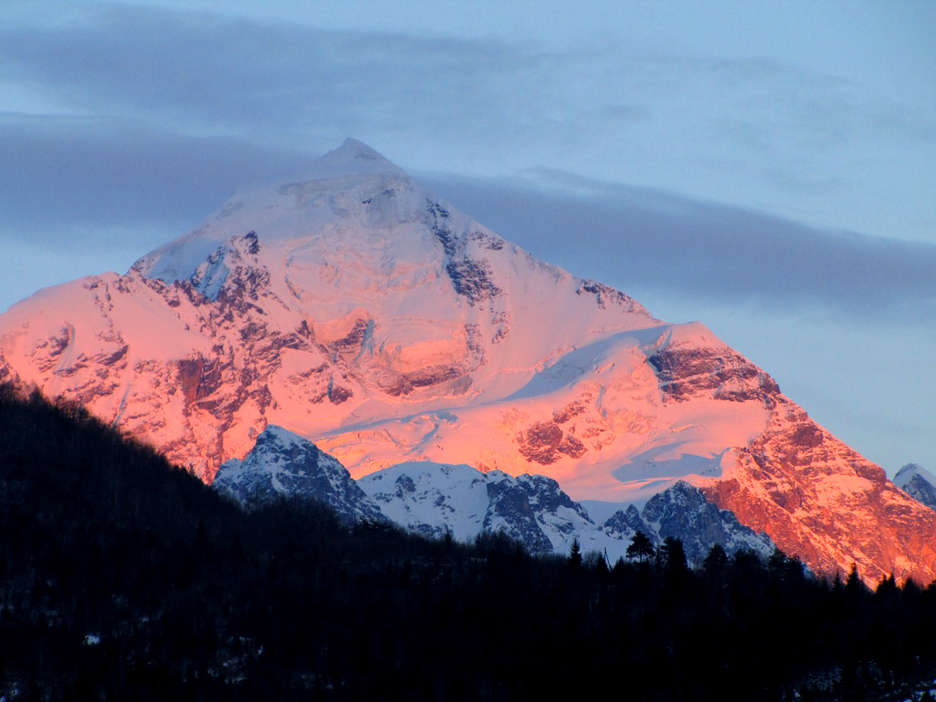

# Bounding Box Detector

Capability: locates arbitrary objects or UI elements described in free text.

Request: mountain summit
[312,137,409,177]
[2,139,934,583]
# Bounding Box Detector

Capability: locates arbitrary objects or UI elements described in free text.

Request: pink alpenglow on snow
[2,139,935,584]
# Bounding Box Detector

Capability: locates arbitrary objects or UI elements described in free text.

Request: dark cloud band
[424,172,936,323]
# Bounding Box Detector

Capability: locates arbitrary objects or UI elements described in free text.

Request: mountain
[359,463,775,562]
[2,138,935,583]
[218,427,773,561]
[360,461,590,554]
[213,424,386,523]
[895,464,936,512]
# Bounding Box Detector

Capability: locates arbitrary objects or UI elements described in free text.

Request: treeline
[2,384,936,701]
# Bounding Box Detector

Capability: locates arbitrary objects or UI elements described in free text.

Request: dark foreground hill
[3,384,936,701]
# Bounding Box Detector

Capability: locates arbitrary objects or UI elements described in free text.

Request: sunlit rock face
[703,407,936,584]
[2,139,936,584]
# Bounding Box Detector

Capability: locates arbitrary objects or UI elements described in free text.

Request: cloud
[0,114,314,239]
[0,3,526,146]
[4,3,927,165]
[422,170,936,324]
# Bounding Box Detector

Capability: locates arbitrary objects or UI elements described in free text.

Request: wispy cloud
[424,171,936,325]
[0,113,313,238]
[0,3,524,145]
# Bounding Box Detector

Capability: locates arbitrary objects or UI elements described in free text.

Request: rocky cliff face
[2,139,934,583]
[703,406,936,584]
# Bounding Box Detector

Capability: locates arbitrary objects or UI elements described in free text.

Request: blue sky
[1,0,934,473]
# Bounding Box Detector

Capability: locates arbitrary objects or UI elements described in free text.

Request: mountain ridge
[214,424,775,562]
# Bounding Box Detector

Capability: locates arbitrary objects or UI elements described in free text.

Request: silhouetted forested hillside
[3,384,936,701]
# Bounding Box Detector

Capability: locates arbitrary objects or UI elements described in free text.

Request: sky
[1,0,934,474]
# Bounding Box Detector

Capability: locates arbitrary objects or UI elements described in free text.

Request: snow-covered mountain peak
[895,463,936,488]
[894,463,936,513]
[130,139,426,285]
[6,139,936,584]
[251,423,313,453]
[128,139,652,349]
[311,138,409,179]
[213,424,386,522]
[119,141,659,443]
